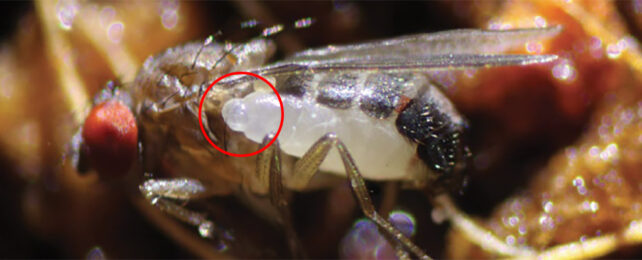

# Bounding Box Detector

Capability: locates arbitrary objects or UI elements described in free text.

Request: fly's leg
[254,135,307,258]
[380,182,400,216]
[297,133,428,260]
[139,178,230,246]
[251,132,430,260]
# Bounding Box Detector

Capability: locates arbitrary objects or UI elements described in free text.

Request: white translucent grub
[220,99,247,130]
[222,91,287,142]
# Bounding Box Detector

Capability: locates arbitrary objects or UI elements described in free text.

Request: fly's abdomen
[395,83,469,183]
[221,72,437,181]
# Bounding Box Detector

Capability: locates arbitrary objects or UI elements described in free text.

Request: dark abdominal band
[394,98,466,177]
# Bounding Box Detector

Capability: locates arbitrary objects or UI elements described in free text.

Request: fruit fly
[70,26,560,258]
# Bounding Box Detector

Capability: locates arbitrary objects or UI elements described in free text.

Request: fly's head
[71,82,139,179]
[396,84,470,193]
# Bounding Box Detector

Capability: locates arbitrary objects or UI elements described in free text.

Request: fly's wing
[217,54,558,86]
[217,27,561,86]
[288,26,562,61]
[254,53,557,73]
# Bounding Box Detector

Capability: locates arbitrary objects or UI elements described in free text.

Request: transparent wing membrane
[289,26,562,61]
[218,54,557,86]
[215,27,560,87]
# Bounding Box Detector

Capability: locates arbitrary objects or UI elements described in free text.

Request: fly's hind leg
[252,134,307,258]
[139,178,231,247]
[251,132,430,260]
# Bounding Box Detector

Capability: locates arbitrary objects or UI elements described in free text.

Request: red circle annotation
[198,71,284,157]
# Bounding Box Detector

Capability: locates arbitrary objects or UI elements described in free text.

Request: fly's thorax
[130,37,276,151]
[130,38,275,108]
[127,38,276,193]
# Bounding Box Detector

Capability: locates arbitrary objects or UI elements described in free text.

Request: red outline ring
[198,71,284,157]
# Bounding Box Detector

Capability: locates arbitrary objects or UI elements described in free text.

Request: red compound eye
[82,100,138,178]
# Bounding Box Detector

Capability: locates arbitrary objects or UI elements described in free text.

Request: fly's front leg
[139,178,229,244]
[253,132,430,260]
